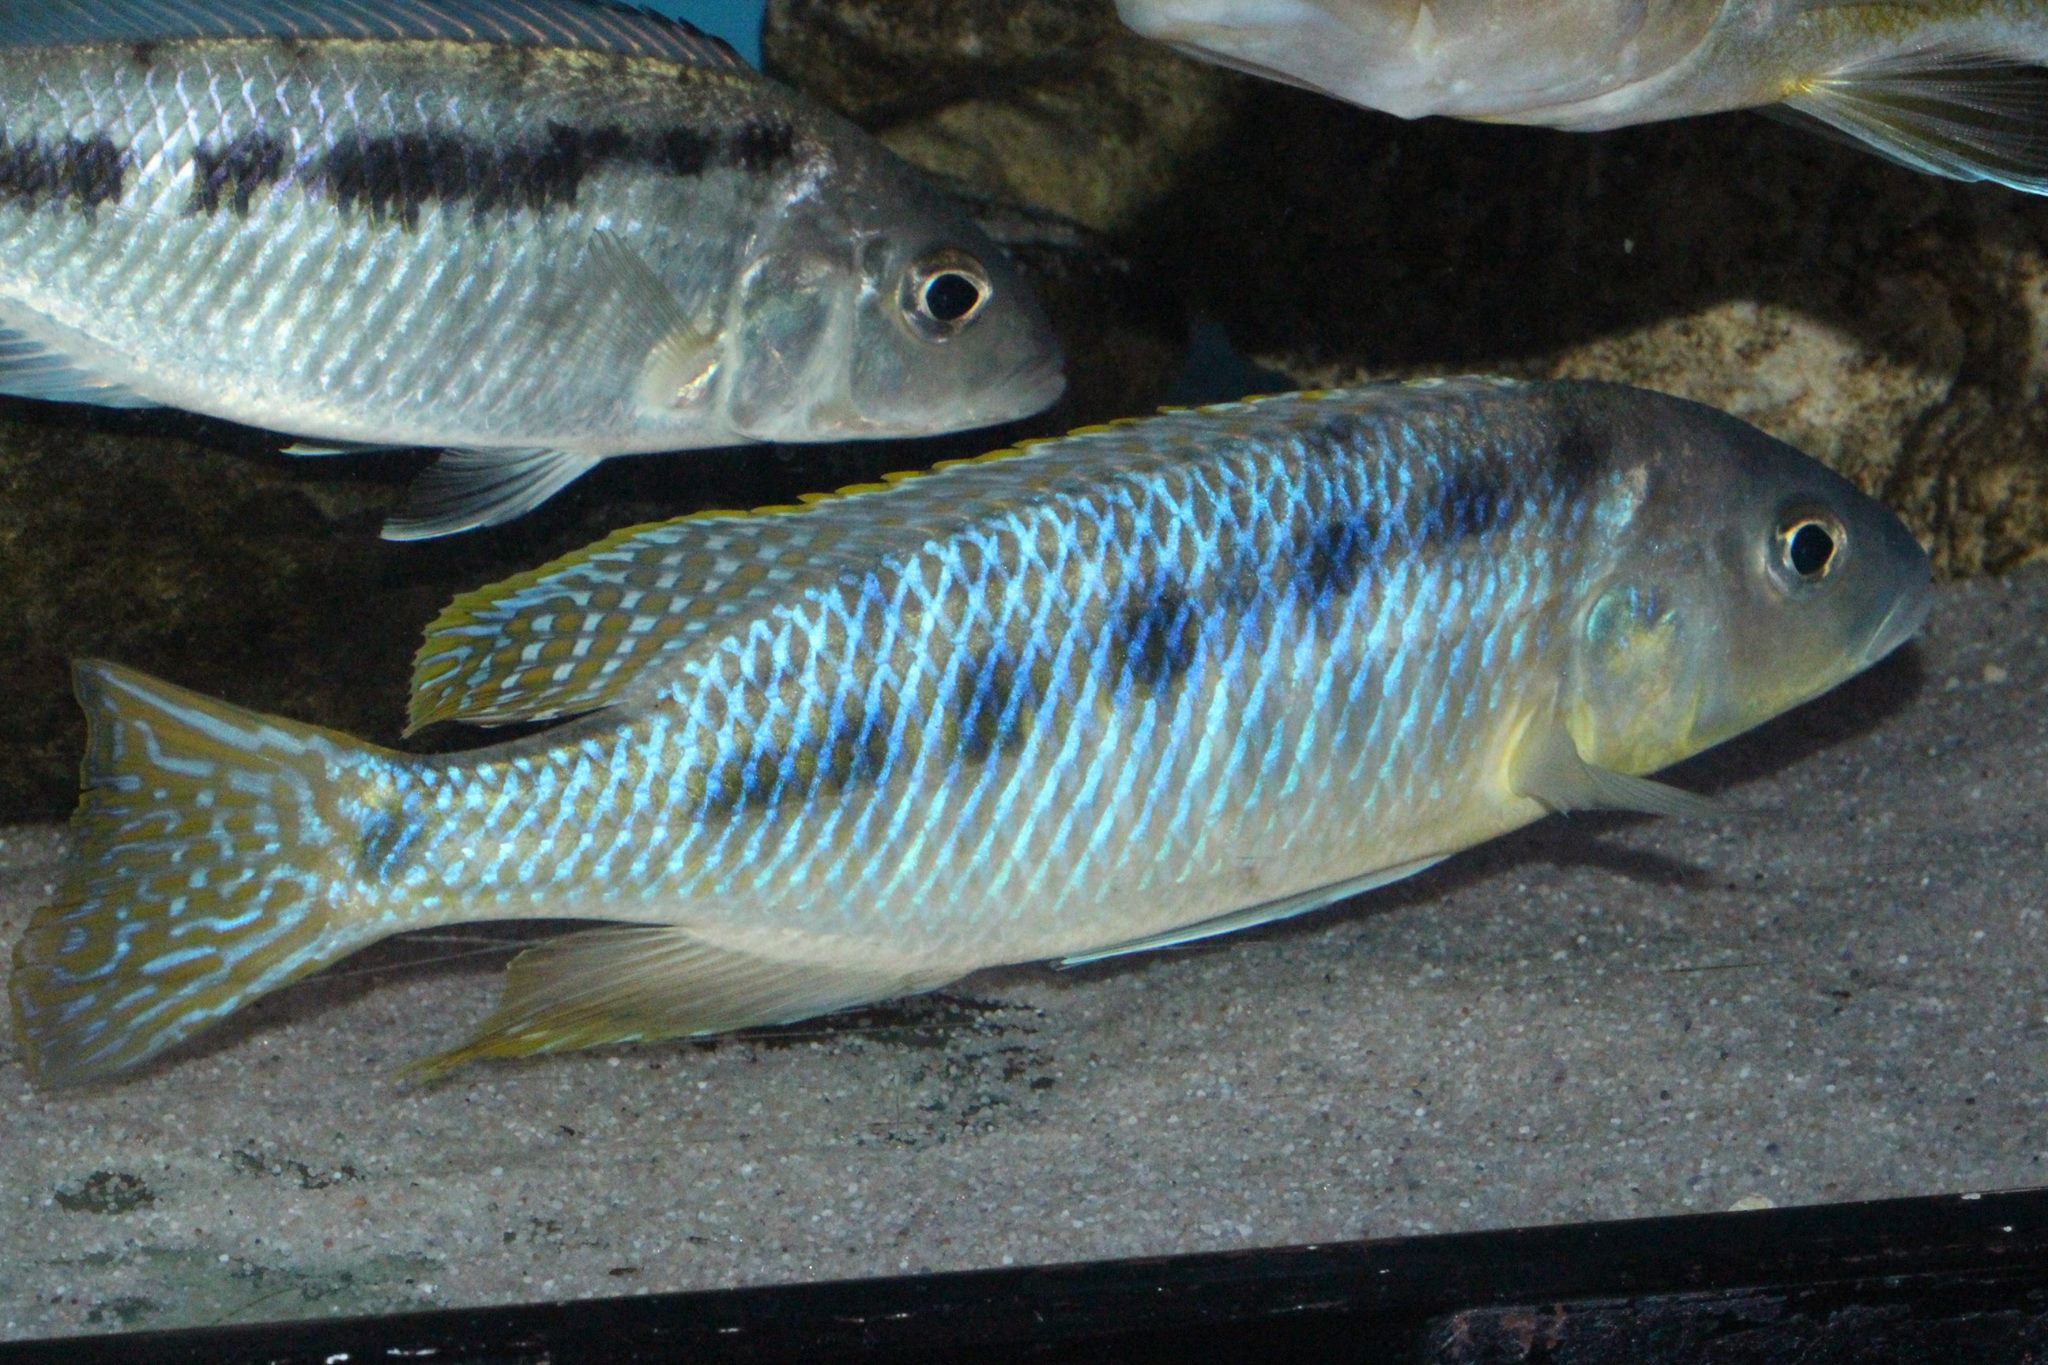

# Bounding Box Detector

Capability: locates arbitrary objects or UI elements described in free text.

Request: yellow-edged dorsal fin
[404,926,959,1079]
[407,511,868,732]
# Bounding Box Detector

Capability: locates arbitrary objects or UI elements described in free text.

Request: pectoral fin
[1510,722,1722,819]
[1780,49,2048,194]
[406,926,958,1080]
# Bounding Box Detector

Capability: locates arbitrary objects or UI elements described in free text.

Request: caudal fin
[9,662,398,1086]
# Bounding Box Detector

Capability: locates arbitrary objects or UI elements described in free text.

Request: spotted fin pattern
[9,662,399,1085]
[407,512,867,731]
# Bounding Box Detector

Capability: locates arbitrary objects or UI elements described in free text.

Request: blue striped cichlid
[9,378,1931,1085]
[1116,0,2048,194]
[0,0,1063,537]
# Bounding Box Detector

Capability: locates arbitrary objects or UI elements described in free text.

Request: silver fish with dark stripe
[8,379,1930,1085]
[0,0,1063,537]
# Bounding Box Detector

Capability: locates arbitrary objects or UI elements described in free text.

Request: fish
[0,0,1064,538]
[7,377,1932,1085]
[1115,0,2048,194]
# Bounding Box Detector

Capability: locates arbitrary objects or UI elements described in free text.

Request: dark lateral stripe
[0,132,125,211]
[300,117,796,227]
[190,130,287,215]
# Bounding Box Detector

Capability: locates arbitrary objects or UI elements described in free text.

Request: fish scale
[8,378,1933,1083]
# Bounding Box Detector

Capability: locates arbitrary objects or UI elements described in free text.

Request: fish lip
[1860,575,1934,667]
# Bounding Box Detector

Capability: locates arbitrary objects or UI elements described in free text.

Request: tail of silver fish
[10,662,397,1085]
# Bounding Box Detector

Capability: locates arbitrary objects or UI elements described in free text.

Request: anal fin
[1781,48,2048,194]
[0,325,159,410]
[382,447,601,541]
[1059,855,1448,967]
[406,926,960,1080]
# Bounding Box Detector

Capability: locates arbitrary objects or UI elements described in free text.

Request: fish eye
[1775,515,1841,584]
[901,251,992,340]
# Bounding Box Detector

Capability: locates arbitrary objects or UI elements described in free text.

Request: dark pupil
[1788,522,1835,578]
[923,272,982,323]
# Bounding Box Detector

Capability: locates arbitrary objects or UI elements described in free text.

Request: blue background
[644,0,767,66]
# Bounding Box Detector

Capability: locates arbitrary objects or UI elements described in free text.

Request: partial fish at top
[1117,0,2048,194]
[9,378,1931,1085]
[0,0,1064,537]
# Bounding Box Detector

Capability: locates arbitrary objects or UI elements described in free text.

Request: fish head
[723,163,1064,443]
[1563,388,1932,776]
[1115,0,1717,124]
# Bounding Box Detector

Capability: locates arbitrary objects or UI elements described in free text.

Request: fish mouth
[1859,575,1935,668]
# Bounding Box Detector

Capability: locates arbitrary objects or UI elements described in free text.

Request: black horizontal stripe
[295,116,797,227]
[0,132,125,212]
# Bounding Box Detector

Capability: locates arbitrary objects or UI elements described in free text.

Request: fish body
[9,378,1931,1084]
[0,0,1063,536]
[1116,0,2048,193]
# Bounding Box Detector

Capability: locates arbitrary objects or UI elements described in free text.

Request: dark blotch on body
[954,646,1037,764]
[314,117,797,228]
[358,805,423,881]
[724,119,796,172]
[1117,578,1202,695]
[318,124,607,228]
[190,131,288,215]
[1422,465,1517,547]
[696,690,895,818]
[1552,419,1603,486]
[0,132,126,212]
[1292,510,1381,602]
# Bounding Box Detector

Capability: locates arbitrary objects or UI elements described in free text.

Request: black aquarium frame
[4,1187,2046,1363]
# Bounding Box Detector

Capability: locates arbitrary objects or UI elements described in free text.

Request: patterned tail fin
[9,662,400,1085]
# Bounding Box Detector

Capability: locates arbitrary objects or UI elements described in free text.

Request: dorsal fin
[407,510,876,732]
[4,0,750,70]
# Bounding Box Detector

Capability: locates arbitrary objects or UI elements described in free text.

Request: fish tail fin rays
[9,662,398,1086]
[381,448,601,541]
[1778,48,2048,194]
[404,926,958,1080]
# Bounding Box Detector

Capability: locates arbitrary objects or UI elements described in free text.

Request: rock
[763,0,1247,235]
[766,0,2048,576]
